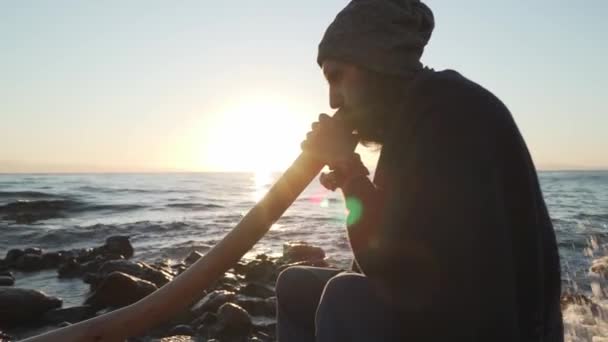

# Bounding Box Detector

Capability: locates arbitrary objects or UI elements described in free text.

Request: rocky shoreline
[2,235,607,342]
[0,236,331,342]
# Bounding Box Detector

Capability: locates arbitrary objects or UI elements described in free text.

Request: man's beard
[346,99,394,146]
[346,71,408,146]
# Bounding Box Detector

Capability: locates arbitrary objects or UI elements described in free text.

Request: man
[276,0,563,341]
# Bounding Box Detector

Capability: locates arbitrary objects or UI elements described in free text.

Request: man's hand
[301,113,358,168]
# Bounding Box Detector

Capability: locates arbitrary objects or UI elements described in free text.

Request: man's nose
[329,86,344,109]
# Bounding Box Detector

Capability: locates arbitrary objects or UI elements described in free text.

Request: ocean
[1,171,607,341]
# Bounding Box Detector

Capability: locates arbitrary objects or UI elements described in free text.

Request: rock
[139,262,173,287]
[191,290,236,316]
[282,242,325,263]
[235,296,276,317]
[104,235,134,259]
[98,260,173,287]
[168,324,196,336]
[24,247,43,255]
[278,258,330,271]
[42,252,64,268]
[211,303,252,340]
[0,276,14,286]
[57,258,82,278]
[4,249,24,266]
[239,283,275,299]
[15,253,46,271]
[85,272,157,310]
[83,272,103,290]
[243,260,277,284]
[42,305,95,324]
[184,251,204,265]
[192,311,217,330]
[0,287,62,327]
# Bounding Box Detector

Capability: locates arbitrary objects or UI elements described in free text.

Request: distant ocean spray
[0,171,607,341]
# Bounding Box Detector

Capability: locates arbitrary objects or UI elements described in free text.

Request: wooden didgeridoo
[22,134,334,342]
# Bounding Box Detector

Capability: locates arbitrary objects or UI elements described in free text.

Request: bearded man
[275,0,564,341]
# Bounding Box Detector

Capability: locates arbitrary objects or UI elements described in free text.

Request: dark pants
[275,266,400,341]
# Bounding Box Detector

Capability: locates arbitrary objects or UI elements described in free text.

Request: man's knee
[321,272,370,301]
[275,266,307,301]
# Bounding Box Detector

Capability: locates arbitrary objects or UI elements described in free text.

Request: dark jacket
[347,69,563,341]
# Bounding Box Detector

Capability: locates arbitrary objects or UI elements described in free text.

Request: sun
[203,95,309,173]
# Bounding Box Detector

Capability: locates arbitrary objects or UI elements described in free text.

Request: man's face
[322,59,393,143]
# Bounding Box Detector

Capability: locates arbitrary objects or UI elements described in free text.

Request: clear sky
[1,0,606,172]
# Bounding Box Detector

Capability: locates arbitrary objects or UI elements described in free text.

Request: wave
[0,199,146,223]
[574,213,608,221]
[0,190,65,199]
[0,220,201,250]
[166,203,224,210]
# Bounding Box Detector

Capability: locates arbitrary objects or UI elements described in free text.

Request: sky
[1,0,606,172]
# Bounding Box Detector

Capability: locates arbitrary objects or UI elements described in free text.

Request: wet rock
[98,260,173,287]
[24,247,43,255]
[235,295,276,317]
[0,276,14,286]
[57,258,82,278]
[210,303,252,340]
[168,324,196,336]
[192,311,217,330]
[42,305,95,324]
[278,258,330,271]
[83,272,103,290]
[85,271,157,310]
[104,235,134,259]
[4,249,24,266]
[239,283,275,299]
[282,242,325,263]
[0,287,62,327]
[243,260,277,284]
[15,253,46,271]
[184,251,204,265]
[42,252,64,268]
[191,290,236,316]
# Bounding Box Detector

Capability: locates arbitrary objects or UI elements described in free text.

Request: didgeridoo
[23,112,349,342]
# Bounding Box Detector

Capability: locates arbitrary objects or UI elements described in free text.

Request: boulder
[168,324,196,336]
[235,295,276,317]
[210,303,252,340]
[0,276,14,286]
[42,305,95,324]
[191,290,236,316]
[239,283,274,299]
[103,235,134,259]
[4,249,24,266]
[24,247,43,255]
[15,253,46,271]
[57,258,82,278]
[243,260,277,284]
[0,287,62,327]
[85,272,157,310]
[42,252,65,268]
[282,242,325,263]
[98,260,172,287]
